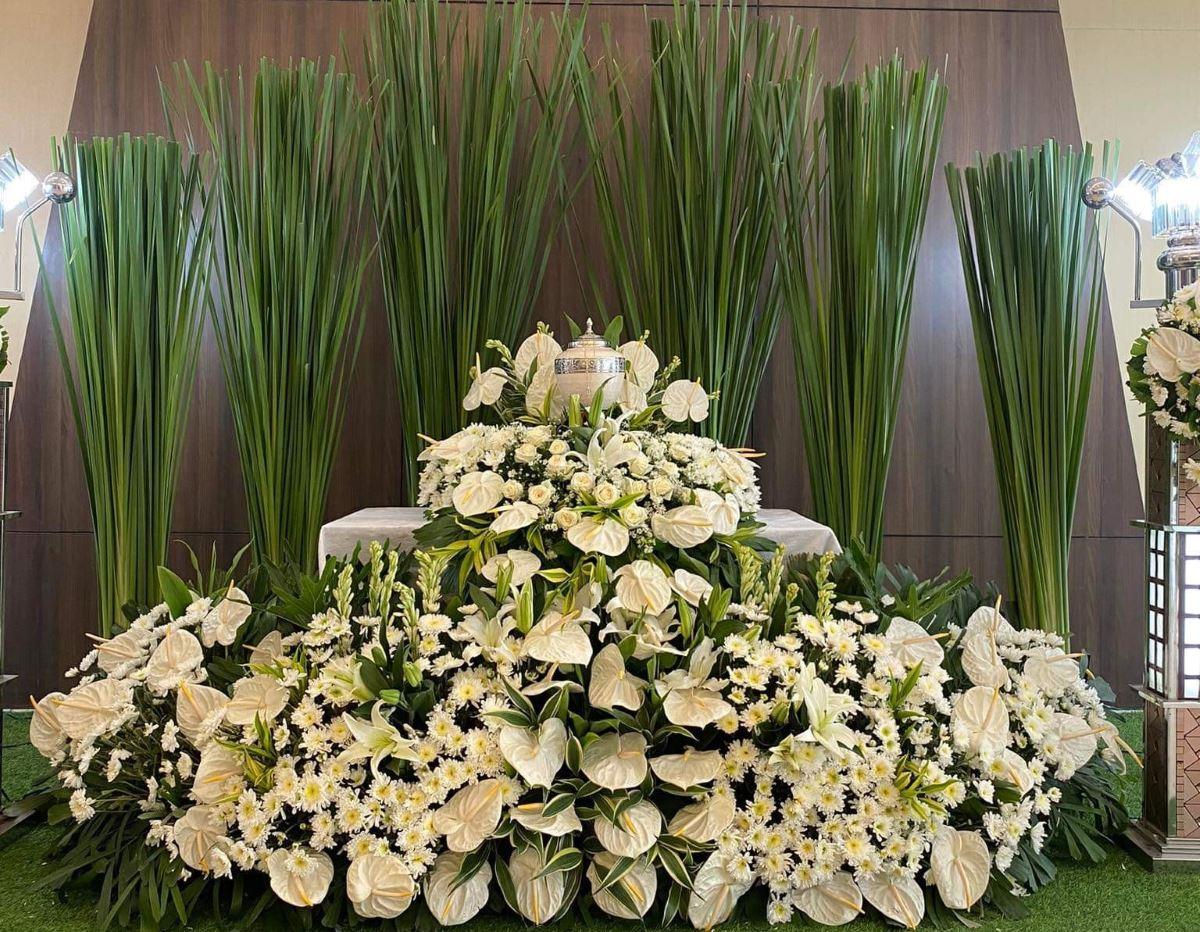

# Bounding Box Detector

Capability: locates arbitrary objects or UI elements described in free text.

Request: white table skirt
[319,507,841,562]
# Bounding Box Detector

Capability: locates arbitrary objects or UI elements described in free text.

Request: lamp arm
[0,196,49,301]
[1106,197,1164,309]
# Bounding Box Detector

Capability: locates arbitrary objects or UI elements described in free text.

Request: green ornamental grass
[770,57,946,558]
[49,134,212,636]
[177,58,373,570]
[575,0,818,447]
[367,0,585,501]
[947,141,1107,640]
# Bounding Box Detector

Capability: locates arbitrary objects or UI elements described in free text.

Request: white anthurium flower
[523,609,595,666]
[796,678,859,757]
[670,569,712,606]
[525,366,563,419]
[419,429,480,463]
[28,692,66,757]
[859,872,924,930]
[347,853,416,920]
[1146,326,1200,381]
[144,628,204,691]
[662,379,709,423]
[668,791,735,843]
[996,749,1036,795]
[491,501,540,535]
[588,852,658,920]
[589,643,647,711]
[586,421,639,472]
[55,679,129,740]
[883,618,944,668]
[267,848,334,908]
[951,686,1010,755]
[515,330,562,378]
[964,603,1016,642]
[200,586,252,648]
[693,489,740,536]
[176,682,229,743]
[510,800,583,837]
[174,805,226,873]
[614,560,673,615]
[452,470,505,517]
[463,366,507,411]
[192,744,244,804]
[566,516,630,557]
[337,701,422,776]
[928,828,991,910]
[432,778,505,852]
[618,378,648,415]
[248,630,285,666]
[1050,712,1100,778]
[509,847,566,925]
[225,674,289,726]
[424,851,492,926]
[619,340,659,389]
[498,718,567,788]
[581,731,648,790]
[795,872,864,926]
[657,639,734,728]
[482,550,541,586]
[1023,646,1080,697]
[687,851,752,930]
[959,629,1010,689]
[594,800,662,858]
[651,505,714,549]
[93,627,151,673]
[649,748,723,788]
[522,669,584,698]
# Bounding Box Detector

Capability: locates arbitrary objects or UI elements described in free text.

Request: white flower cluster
[1131,282,1200,440]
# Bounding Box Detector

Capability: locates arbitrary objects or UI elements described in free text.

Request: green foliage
[171,57,373,570]
[0,304,10,373]
[366,0,585,501]
[946,141,1109,641]
[575,0,819,446]
[47,133,213,636]
[768,56,946,557]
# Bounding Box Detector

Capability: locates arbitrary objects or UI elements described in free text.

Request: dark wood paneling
[3,0,1142,702]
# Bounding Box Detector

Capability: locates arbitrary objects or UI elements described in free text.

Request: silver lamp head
[1082,176,1114,210]
[41,171,75,204]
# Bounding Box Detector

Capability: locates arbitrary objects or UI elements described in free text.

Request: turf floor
[1,710,1198,931]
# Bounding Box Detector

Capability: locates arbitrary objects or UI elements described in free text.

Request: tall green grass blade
[367,0,584,501]
[575,0,818,447]
[946,141,1109,640]
[771,56,946,557]
[47,134,213,635]
[174,58,372,569]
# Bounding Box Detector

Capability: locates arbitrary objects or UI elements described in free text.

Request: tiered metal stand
[1127,423,1200,867]
[0,382,22,834]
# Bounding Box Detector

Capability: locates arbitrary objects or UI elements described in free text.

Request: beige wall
[1062,0,1200,490]
[0,0,91,391]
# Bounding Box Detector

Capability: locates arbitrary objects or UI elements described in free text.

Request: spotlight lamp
[1083,134,1200,868]
[0,149,75,301]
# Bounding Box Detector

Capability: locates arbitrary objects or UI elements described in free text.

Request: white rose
[528,483,553,507]
[620,502,647,527]
[549,439,569,455]
[546,454,570,477]
[514,443,538,464]
[571,472,595,494]
[649,477,673,499]
[555,508,580,529]
[594,482,620,507]
[628,454,650,477]
[503,479,524,499]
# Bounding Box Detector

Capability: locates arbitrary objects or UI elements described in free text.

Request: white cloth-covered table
[319,507,840,562]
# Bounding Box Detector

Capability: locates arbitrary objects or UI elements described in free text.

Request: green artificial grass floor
[1,710,1198,931]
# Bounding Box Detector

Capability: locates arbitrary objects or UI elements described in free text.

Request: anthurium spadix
[337,701,422,776]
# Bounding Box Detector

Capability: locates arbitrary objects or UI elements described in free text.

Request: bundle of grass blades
[946,141,1107,640]
[50,134,212,636]
[576,0,817,447]
[772,56,946,558]
[367,0,585,501]
[178,58,372,570]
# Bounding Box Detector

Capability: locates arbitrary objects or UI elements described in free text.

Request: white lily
[337,701,422,776]
[796,677,859,757]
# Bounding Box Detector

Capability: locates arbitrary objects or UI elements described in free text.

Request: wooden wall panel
[2,0,1143,702]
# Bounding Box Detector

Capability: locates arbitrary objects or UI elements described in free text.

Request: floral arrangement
[1128,281,1200,443]
[29,325,1133,930]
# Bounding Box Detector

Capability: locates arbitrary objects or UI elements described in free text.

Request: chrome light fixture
[0,149,75,301]
[1083,135,1200,868]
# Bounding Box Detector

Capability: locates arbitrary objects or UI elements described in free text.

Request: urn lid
[554,319,627,374]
